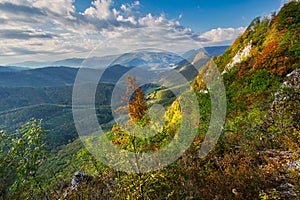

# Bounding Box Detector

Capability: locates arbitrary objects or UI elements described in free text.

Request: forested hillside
[0,1,299,199]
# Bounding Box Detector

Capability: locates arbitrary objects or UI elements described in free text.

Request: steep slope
[1,2,299,199]
[190,2,300,198]
[70,2,299,199]
[215,1,300,76]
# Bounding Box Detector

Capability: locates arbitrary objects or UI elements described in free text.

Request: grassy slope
[19,2,300,199]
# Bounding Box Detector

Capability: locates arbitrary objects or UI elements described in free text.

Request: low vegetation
[0,1,299,199]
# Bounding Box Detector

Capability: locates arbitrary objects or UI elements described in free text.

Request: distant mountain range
[6,46,229,69]
[182,46,229,62]
[109,51,182,71]
[8,56,113,69]
[0,66,29,72]
[0,46,229,88]
[0,67,78,87]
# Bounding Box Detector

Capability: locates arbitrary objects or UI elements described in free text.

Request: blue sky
[0,0,286,65]
[74,0,282,32]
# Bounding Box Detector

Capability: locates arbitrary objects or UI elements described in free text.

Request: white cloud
[116,15,137,25]
[120,4,127,12]
[134,1,140,6]
[0,0,244,65]
[33,0,75,18]
[120,1,139,14]
[198,27,246,45]
[84,0,112,20]
[0,0,76,17]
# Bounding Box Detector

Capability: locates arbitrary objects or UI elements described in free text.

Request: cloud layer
[0,0,244,64]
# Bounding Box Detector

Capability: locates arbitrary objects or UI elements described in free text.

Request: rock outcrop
[222,41,252,74]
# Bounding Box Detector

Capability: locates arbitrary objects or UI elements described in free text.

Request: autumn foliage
[128,87,148,123]
[114,75,148,123]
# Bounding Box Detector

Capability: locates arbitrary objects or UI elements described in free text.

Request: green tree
[0,119,48,199]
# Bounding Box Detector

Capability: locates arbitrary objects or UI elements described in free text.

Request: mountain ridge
[6,46,229,69]
[1,2,299,199]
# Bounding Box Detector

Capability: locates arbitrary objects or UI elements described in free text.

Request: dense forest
[0,1,300,199]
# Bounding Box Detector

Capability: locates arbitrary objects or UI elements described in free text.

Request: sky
[0,0,288,65]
